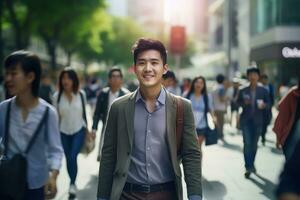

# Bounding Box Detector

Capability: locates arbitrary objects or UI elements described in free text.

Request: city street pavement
[54,107,285,200]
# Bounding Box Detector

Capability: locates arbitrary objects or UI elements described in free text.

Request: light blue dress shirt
[0,97,63,189]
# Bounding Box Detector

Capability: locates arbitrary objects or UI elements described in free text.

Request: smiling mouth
[143,75,154,79]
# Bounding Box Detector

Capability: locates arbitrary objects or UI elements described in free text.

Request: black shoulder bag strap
[203,93,209,125]
[4,101,49,156]
[25,107,49,154]
[79,91,88,127]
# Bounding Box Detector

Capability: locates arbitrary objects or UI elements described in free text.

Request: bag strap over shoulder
[203,93,209,123]
[176,97,184,154]
[79,91,88,127]
[4,100,49,155]
[25,106,49,154]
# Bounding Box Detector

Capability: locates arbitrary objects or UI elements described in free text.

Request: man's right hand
[91,130,97,140]
[276,141,282,150]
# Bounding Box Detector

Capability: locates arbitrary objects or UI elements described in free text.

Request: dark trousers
[61,127,85,184]
[215,110,226,139]
[24,186,44,200]
[120,190,177,200]
[261,109,272,143]
[241,119,262,170]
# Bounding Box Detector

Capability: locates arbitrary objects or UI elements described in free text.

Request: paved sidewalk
[54,108,285,200]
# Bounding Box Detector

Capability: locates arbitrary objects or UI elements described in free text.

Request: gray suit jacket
[97,89,202,200]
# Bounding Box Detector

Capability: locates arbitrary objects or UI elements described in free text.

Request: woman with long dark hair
[187,76,215,149]
[53,67,91,199]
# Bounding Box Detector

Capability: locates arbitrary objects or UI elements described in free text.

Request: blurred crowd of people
[0,38,299,200]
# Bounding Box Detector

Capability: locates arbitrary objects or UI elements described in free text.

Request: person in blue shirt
[0,51,63,200]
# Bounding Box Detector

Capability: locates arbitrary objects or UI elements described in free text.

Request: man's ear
[163,64,169,74]
[27,72,35,84]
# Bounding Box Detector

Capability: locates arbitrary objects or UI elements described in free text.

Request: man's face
[261,77,268,85]
[134,50,168,89]
[5,64,33,96]
[108,71,123,89]
[62,73,73,92]
[247,72,259,85]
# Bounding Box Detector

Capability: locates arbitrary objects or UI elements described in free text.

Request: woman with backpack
[0,51,63,200]
[53,67,93,199]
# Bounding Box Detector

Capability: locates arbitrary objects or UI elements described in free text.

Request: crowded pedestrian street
[52,107,284,200]
[1,1,300,200]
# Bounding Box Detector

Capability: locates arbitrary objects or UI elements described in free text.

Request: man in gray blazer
[97,38,202,200]
[237,66,270,178]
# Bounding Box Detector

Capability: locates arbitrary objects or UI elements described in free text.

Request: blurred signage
[170,26,186,55]
[282,47,300,58]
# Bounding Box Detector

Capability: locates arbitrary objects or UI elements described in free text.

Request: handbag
[0,101,49,200]
[203,95,218,146]
[204,126,218,146]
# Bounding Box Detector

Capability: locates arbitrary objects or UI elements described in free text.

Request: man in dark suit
[92,67,129,160]
[237,66,270,178]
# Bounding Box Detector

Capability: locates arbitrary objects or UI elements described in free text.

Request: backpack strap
[176,97,184,155]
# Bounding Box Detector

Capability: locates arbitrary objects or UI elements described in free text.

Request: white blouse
[53,91,86,135]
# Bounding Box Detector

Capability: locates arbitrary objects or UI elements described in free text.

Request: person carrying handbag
[0,51,63,200]
[53,67,94,199]
[187,76,217,149]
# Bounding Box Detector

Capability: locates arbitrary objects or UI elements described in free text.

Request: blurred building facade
[249,0,300,85]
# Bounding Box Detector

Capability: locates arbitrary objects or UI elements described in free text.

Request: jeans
[24,186,44,200]
[241,119,262,170]
[61,127,85,184]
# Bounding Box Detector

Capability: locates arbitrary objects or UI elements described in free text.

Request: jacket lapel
[124,90,137,149]
[166,92,177,159]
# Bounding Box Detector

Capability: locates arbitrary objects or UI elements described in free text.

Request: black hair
[58,67,80,94]
[162,70,176,80]
[187,76,210,113]
[216,74,225,84]
[132,38,167,65]
[261,74,268,79]
[246,66,260,75]
[187,76,208,99]
[108,67,123,78]
[4,50,42,97]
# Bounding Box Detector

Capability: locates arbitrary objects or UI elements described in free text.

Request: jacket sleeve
[92,93,104,130]
[181,100,202,197]
[97,101,118,199]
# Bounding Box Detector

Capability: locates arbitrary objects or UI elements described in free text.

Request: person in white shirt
[212,74,230,140]
[53,67,92,199]
[0,50,63,200]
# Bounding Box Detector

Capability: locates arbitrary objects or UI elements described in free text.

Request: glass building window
[250,0,300,35]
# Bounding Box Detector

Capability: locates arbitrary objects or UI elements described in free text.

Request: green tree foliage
[98,17,148,68]
[28,0,108,69]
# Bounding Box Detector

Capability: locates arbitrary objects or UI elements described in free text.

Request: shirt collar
[135,87,166,105]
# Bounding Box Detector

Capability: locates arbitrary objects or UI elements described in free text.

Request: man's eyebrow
[137,58,160,61]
